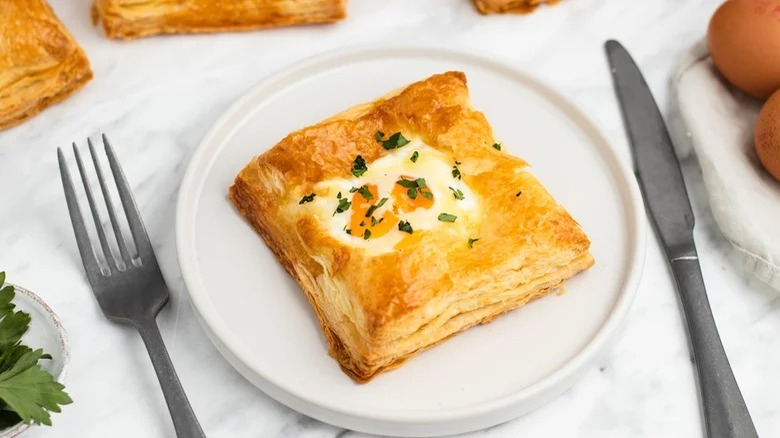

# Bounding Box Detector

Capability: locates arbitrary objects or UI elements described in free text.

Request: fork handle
[137,318,206,438]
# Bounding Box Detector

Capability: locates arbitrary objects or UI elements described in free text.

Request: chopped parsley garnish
[371,217,378,226]
[351,155,367,177]
[438,213,457,222]
[299,193,316,204]
[345,228,352,235]
[492,143,502,151]
[359,221,365,227]
[468,238,480,248]
[349,187,358,193]
[449,187,464,200]
[357,185,373,201]
[395,179,417,188]
[377,131,410,150]
[337,192,342,199]
[410,151,419,163]
[396,177,431,200]
[452,164,462,180]
[398,221,414,234]
[455,160,462,165]
[516,190,522,197]
[365,197,388,218]
[363,229,372,240]
[334,197,351,215]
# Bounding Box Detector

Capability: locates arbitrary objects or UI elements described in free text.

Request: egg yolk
[349,184,398,239]
[392,176,435,212]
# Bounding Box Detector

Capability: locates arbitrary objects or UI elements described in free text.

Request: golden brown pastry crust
[474,0,561,14]
[0,0,92,131]
[230,72,594,382]
[92,0,347,40]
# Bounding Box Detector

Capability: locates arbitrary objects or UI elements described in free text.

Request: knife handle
[670,250,758,438]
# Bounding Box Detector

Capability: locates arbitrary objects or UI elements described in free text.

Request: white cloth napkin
[672,39,780,291]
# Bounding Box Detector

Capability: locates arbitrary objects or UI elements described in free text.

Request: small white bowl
[0,284,69,438]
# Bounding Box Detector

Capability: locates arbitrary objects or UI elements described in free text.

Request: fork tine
[73,142,116,274]
[58,148,103,281]
[102,134,154,259]
[88,138,133,268]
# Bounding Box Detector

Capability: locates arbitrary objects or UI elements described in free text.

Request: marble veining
[0,0,777,436]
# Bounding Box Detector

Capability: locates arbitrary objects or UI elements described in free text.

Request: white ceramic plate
[176,45,646,437]
[1,285,69,437]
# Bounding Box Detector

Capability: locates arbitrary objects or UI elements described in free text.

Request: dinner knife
[605,40,758,438]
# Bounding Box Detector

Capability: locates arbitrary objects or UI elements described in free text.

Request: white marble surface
[0,0,778,436]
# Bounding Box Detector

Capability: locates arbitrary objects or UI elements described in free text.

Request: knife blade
[606,40,758,438]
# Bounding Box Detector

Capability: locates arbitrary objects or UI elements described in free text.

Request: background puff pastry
[92,0,348,40]
[230,72,594,383]
[474,0,560,14]
[0,0,92,132]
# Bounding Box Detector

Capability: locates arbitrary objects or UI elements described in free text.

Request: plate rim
[176,43,647,430]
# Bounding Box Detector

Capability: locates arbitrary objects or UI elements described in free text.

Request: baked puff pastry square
[0,0,92,131]
[230,72,594,383]
[473,0,560,14]
[92,0,347,40]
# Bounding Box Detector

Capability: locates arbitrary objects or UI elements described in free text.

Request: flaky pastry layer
[0,0,92,131]
[92,0,347,40]
[230,72,594,382]
[474,0,561,14]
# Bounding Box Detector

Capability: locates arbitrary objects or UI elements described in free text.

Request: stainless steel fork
[58,135,205,438]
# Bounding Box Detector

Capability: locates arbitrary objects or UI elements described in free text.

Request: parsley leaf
[371,217,378,226]
[398,221,414,234]
[363,229,372,240]
[334,197,351,215]
[395,179,417,188]
[449,187,464,200]
[351,155,367,177]
[492,143,502,151]
[0,349,72,426]
[452,164,462,180]
[0,282,15,318]
[357,185,373,201]
[438,213,457,222]
[396,177,432,201]
[516,191,522,197]
[365,198,389,218]
[299,193,315,204]
[378,131,410,150]
[0,311,30,350]
[468,238,480,248]
[410,151,419,163]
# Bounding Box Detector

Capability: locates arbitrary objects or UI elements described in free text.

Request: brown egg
[708,0,780,99]
[755,89,780,181]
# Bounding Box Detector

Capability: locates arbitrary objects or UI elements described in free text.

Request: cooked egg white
[309,140,480,255]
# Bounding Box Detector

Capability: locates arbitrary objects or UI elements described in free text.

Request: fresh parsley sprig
[0,272,71,427]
